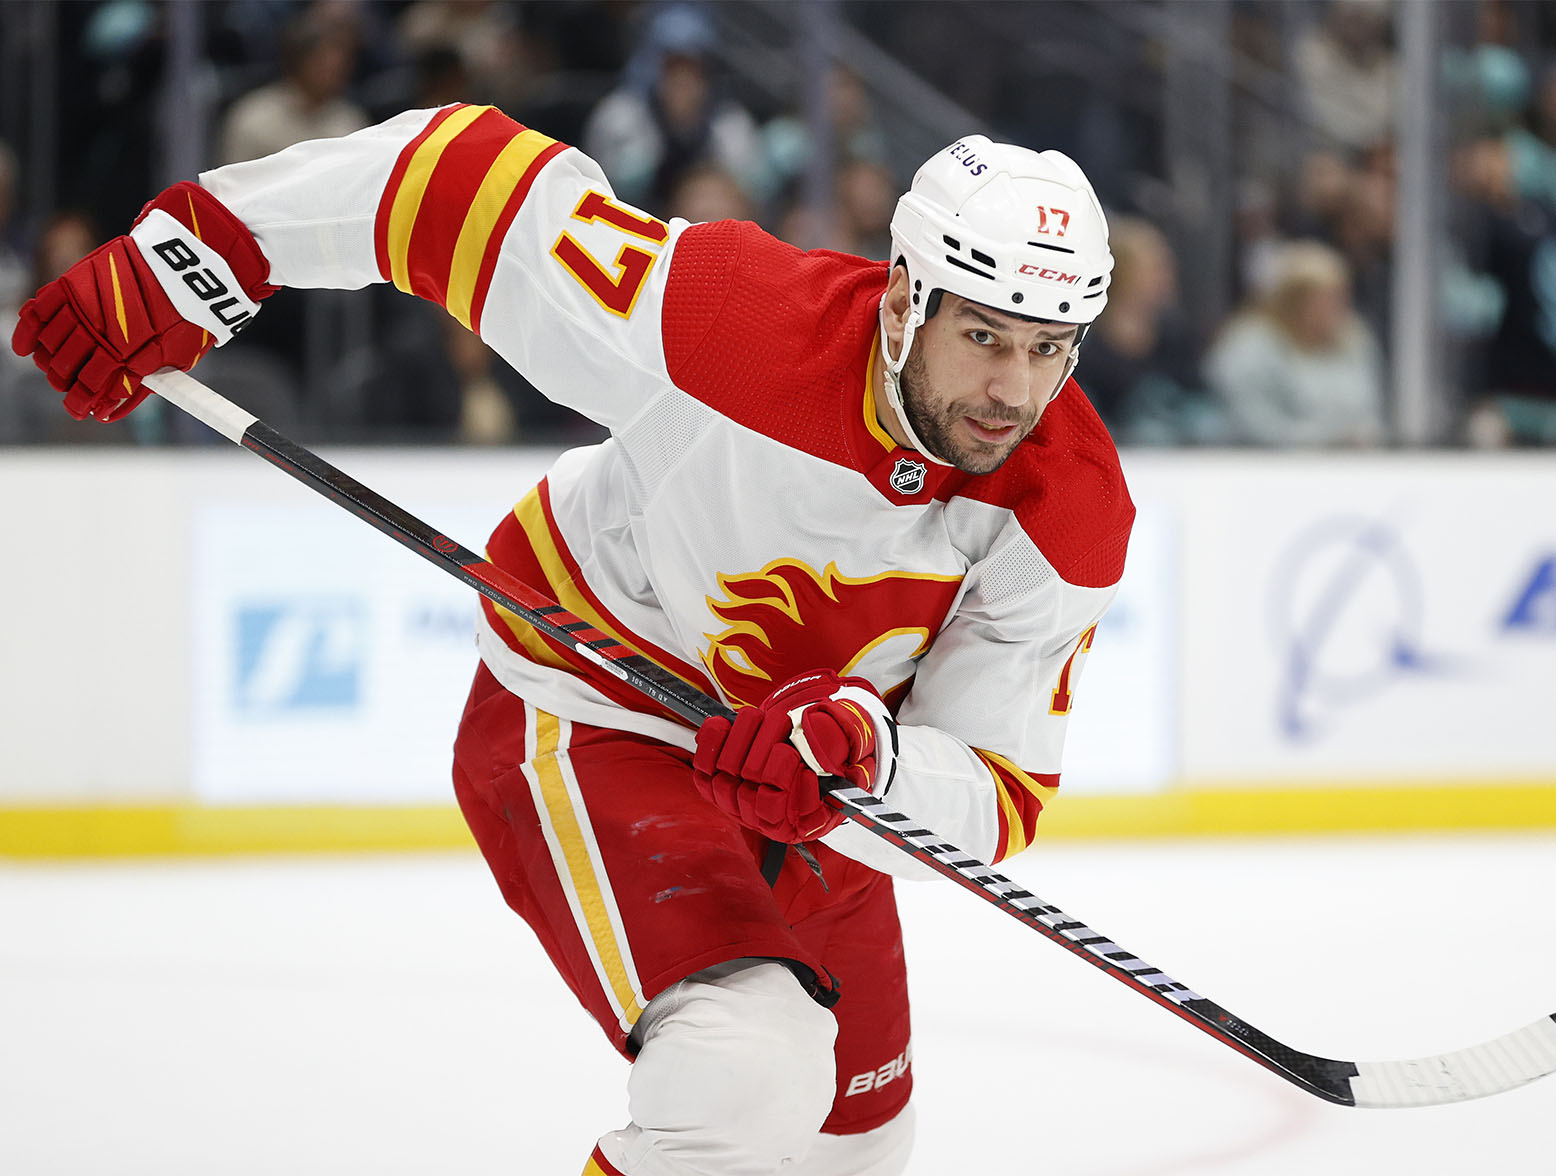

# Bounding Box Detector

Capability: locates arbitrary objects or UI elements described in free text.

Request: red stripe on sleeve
[373,104,466,281]
[402,107,525,307]
[468,138,568,333]
[982,756,1060,862]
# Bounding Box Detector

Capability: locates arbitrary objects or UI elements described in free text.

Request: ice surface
[3,833,1553,1174]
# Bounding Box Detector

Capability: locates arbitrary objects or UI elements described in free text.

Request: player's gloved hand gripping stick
[143,367,1556,1110]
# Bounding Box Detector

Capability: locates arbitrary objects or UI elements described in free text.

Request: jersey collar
[855,331,953,506]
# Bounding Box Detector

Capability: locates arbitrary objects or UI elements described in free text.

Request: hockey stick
[144,366,1556,1109]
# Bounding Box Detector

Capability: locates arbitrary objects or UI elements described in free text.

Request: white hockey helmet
[881,136,1114,462]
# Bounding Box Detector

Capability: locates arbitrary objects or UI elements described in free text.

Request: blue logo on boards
[1270,518,1455,742]
[233,601,365,713]
[1502,555,1556,633]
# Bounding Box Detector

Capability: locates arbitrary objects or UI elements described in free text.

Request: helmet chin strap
[878,300,955,467]
[1059,321,1090,390]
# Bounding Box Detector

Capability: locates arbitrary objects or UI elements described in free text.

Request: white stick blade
[1349,1015,1556,1107]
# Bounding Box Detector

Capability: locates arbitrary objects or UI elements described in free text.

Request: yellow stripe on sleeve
[987,758,1030,858]
[445,128,558,329]
[979,748,1060,859]
[980,747,1061,806]
[384,104,491,294]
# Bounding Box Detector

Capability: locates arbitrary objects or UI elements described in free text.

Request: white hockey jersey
[199,104,1135,871]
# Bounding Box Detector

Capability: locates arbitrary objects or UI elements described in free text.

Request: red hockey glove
[693,670,896,843]
[10,181,275,422]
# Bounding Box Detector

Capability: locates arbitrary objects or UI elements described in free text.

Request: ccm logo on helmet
[946,140,987,176]
[150,236,254,333]
[1017,264,1081,284]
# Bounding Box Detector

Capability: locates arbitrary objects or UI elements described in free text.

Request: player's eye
[968,329,997,346]
[1033,340,1064,358]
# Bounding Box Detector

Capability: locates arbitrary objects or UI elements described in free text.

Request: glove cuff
[828,684,898,797]
[128,182,275,346]
[782,678,898,799]
[138,182,276,299]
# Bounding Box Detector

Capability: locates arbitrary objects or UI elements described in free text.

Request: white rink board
[0,447,562,802]
[3,449,1555,805]
[1058,497,1176,794]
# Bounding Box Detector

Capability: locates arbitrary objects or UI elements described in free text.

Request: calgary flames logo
[702,558,963,707]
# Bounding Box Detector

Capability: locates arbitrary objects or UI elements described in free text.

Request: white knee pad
[606,960,839,1176]
[787,1104,915,1176]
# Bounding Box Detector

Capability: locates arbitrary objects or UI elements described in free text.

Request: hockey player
[11,106,1132,1175]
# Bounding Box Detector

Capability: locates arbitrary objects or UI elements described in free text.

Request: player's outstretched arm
[13,103,687,433]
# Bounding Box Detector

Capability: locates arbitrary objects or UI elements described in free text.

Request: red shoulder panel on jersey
[374,104,566,331]
[942,385,1134,589]
[661,220,888,468]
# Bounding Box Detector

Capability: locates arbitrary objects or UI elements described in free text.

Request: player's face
[898,293,1077,474]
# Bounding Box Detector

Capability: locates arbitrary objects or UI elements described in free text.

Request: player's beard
[898,342,1040,475]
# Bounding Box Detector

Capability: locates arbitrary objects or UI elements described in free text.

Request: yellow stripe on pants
[529,708,645,1029]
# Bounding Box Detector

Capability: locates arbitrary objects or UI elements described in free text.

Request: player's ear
[882,261,913,339]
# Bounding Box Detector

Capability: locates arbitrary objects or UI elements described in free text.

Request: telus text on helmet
[946,140,987,176]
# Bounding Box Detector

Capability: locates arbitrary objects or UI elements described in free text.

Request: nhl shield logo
[889,457,928,495]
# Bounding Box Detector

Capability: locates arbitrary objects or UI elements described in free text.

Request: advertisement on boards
[191,499,500,804]
[1176,460,1556,783]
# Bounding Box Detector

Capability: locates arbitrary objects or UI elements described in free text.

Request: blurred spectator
[1077,217,1221,444]
[1453,136,1556,445]
[582,5,768,214]
[1329,146,1396,346]
[396,0,526,108]
[1290,149,1354,242]
[1294,0,1398,154]
[331,301,604,445]
[362,39,475,121]
[1508,63,1556,210]
[1287,146,1395,345]
[29,212,97,290]
[0,212,135,445]
[763,66,889,200]
[831,159,897,259]
[411,43,475,109]
[1443,0,1533,140]
[214,7,373,400]
[218,6,369,165]
[774,202,833,254]
[665,163,754,225]
[1204,240,1386,446]
[772,159,897,257]
[1234,177,1283,298]
[0,140,26,331]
